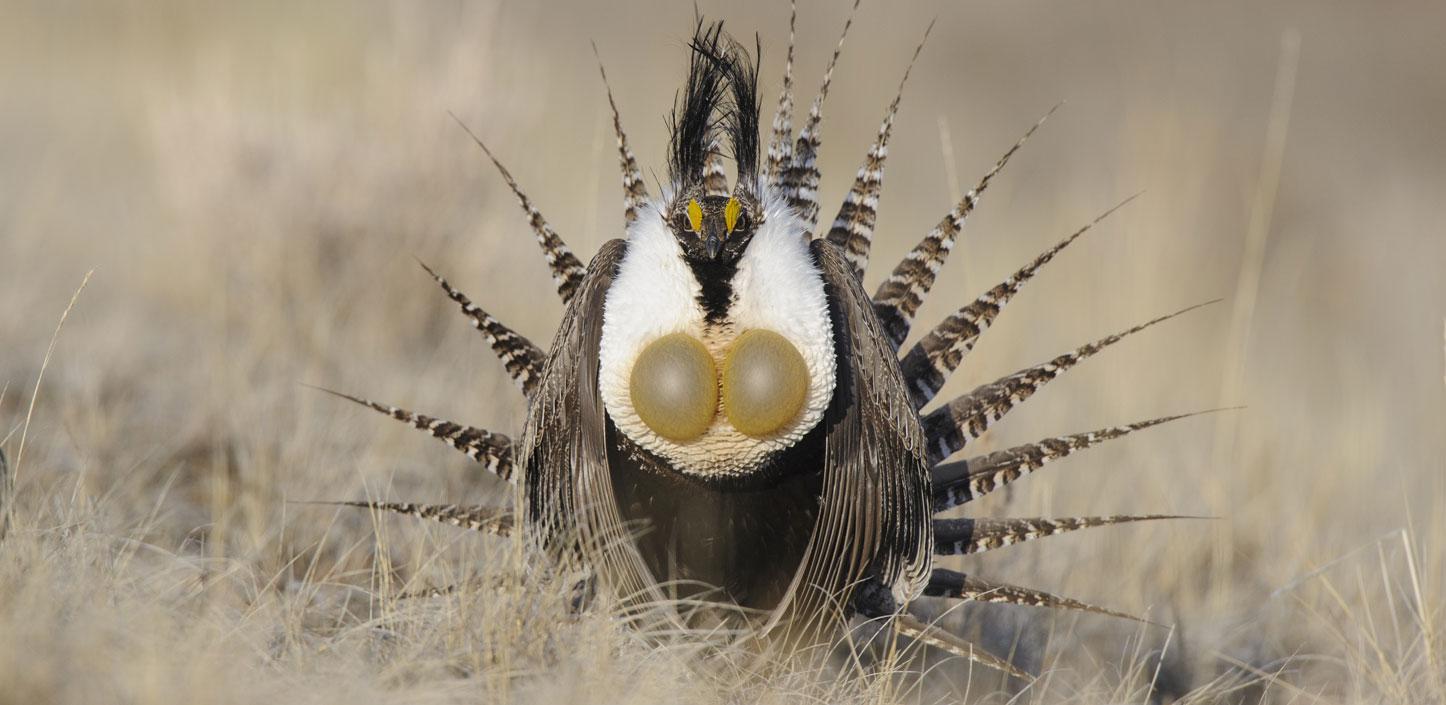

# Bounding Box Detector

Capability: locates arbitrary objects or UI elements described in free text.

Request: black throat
[685,257,738,325]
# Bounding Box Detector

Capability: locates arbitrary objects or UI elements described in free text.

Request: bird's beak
[702,219,727,259]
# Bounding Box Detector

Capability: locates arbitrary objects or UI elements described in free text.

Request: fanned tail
[591,43,651,226]
[931,409,1228,513]
[450,114,586,304]
[933,515,1200,556]
[872,106,1061,349]
[920,300,1219,465]
[923,568,1149,623]
[417,261,544,399]
[825,20,934,278]
[900,193,1141,409]
[777,0,862,228]
[314,387,515,482]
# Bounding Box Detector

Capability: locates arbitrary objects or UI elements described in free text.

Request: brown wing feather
[518,240,663,614]
[799,240,934,627]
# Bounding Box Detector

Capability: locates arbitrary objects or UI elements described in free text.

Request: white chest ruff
[597,201,836,479]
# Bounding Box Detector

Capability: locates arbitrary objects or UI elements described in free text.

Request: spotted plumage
[320,6,1220,681]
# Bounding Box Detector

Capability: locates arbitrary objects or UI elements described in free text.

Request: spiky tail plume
[933,515,1202,556]
[417,261,544,399]
[313,387,515,482]
[450,114,586,303]
[776,0,862,229]
[900,193,1141,409]
[892,613,1031,680]
[931,409,1230,513]
[304,500,514,536]
[592,43,651,226]
[920,300,1220,465]
[703,134,730,196]
[924,568,1149,623]
[872,105,1060,349]
[825,20,934,277]
[765,0,797,183]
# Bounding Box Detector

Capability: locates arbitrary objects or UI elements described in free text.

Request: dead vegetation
[2,1,1444,702]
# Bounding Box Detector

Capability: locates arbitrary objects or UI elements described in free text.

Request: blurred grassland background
[2,0,1444,702]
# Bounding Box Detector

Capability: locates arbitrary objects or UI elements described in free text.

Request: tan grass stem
[1210,29,1300,606]
[10,269,93,496]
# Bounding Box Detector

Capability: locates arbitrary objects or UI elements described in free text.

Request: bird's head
[666,189,760,265]
[659,20,764,266]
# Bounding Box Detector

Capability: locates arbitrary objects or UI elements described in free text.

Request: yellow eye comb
[724,197,741,232]
[686,199,704,232]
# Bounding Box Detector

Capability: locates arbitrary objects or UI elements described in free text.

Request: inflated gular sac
[722,329,809,436]
[630,332,718,440]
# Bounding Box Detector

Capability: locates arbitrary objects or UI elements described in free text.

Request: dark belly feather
[605,419,825,611]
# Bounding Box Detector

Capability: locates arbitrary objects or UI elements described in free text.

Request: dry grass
[2,1,1444,702]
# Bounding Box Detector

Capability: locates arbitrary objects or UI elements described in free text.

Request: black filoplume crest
[669,21,761,193]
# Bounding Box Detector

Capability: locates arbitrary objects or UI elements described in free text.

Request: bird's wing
[791,239,933,626]
[518,239,660,607]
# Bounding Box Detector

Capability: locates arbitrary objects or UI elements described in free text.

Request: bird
[318,5,1221,679]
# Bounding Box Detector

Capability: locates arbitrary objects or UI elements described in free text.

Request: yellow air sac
[722,329,809,437]
[630,333,718,441]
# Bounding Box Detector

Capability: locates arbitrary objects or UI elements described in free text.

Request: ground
[1,1,1444,702]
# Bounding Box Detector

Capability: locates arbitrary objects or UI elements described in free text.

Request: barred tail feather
[825,20,934,278]
[703,134,730,197]
[777,0,862,228]
[920,299,1220,465]
[315,387,515,482]
[933,515,1199,556]
[592,43,651,226]
[923,568,1149,623]
[900,193,1142,409]
[893,613,1031,680]
[449,114,586,303]
[765,0,797,184]
[931,409,1227,513]
[311,501,514,536]
[417,261,544,398]
[872,105,1061,350]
